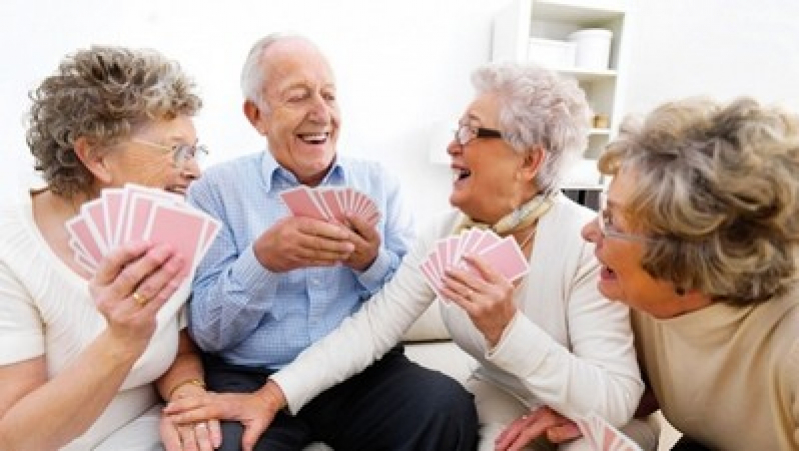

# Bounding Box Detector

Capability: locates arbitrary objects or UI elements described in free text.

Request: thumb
[241,421,268,451]
[547,423,582,443]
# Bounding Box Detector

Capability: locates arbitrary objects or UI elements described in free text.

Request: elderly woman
[578,97,799,450]
[166,63,646,450]
[0,46,220,450]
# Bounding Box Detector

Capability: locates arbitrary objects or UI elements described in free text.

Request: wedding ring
[132,291,149,306]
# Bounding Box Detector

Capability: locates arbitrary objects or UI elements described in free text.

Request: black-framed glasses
[132,138,209,169]
[454,124,503,147]
[597,191,653,242]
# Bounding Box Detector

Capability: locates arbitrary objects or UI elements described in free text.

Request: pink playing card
[143,204,212,271]
[65,216,103,267]
[80,199,110,252]
[102,188,126,247]
[280,186,328,221]
[198,218,221,258]
[575,412,642,451]
[420,259,444,296]
[319,189,346,223]
[120,184,184,243]
[467,236,529,282]
[123,194,159,243]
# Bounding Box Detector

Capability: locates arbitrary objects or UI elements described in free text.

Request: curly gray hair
[599,97,799,306]
[27,45,202,197]
[470,63,591,194]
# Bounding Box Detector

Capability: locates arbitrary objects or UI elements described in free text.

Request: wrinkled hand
[89,241,187,355]
[495,406,581,451]
[161,383,222,451]
[164,385,283,451]
[253,217,355,272]
[160,413,221,451]
[341,213,380,271]
[440,253,517,346]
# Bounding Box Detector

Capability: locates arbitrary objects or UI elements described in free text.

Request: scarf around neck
[455,192,555,236]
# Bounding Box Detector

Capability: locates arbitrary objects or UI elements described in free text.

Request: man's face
[249,39,340,186]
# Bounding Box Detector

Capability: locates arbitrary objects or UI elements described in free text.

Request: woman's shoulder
[0,193,35,256]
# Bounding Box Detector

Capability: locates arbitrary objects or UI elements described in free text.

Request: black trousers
[670,435,712,451]
[203,347,478,451]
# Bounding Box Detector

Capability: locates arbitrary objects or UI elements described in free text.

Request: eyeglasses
[131,138,209,169]
[597,191,653,242]
[454,124,503,147]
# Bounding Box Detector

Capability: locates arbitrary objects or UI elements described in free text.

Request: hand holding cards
[280,186,380,226]
[575,412,643,451]
[66,184,220,275]
[420,228,529,300]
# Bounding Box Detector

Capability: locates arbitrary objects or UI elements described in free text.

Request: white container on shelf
[527,38,575,68]
[567,29,612,70]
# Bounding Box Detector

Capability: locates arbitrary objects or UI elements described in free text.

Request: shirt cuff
[269,368,313,414]
[356,248,393,294]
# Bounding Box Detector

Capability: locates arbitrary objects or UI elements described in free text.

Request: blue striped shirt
[187,151,414,368]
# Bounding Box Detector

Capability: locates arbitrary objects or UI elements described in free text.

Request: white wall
[625,0,799,115]
[0,0,501,222]
[3,0,799,225]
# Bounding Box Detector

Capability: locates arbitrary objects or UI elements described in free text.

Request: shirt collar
[259,149,348,192]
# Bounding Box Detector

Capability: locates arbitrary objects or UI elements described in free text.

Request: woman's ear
[73,137,113,184]
[519,146,546,182]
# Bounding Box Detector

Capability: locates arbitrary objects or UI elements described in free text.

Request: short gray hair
[240,32,315,110]
[470,63,591,193]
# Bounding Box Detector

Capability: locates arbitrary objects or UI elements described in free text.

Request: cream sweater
[274,194,643,425]
[0,192,189,449]
[633,292,799,450]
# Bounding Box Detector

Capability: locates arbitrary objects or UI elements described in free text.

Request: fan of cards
[280,186,380,225]
[66,184,221,276]
[420,228,529,300]
[575,412,643,451]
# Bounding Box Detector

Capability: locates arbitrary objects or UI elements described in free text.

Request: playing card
[574,416,599,449]
[280,186,381,227]
[123,193,159,243]
[65,183,219,276]
[319,188,346,223]
[80,199,110,252]
[419,229,529,298]
[280,186,328,221]
[102,188,126,247]
[143,204,218,271]
[65,215,103,268]
[120,184,184,243]
[467,236,529,282]
[575,412,643,451]
[420,259,444,297]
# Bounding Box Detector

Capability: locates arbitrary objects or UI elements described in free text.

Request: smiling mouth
[165,185,187,196]
[452,167,471,182]
[298,132,329,145]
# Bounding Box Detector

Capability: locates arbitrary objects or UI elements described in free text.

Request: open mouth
[165,185,187,196]
[452,167,471,182]
[298,132,329,145]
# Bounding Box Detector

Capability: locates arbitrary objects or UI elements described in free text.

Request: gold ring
[132,291,149,306]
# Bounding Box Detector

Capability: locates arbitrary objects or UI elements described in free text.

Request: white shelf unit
[491,0,631,194]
